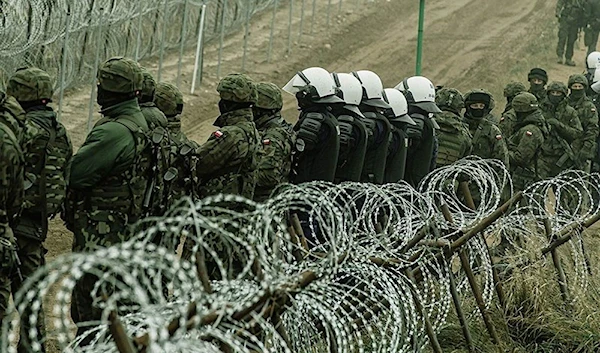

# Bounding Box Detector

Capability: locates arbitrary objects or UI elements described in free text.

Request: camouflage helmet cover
[217,73,258,104]
[568,74,588,88]
[139,66,156,99]
[97,57,143,94]
[463,89,495,110]
[154,82,183,117]
[7,67,54,102]
[435,87,464,112]
[255,82,283,110]
[503,81,526,98]
[512,92,539,113]
[546,81,568,96]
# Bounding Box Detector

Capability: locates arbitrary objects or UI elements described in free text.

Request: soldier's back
[435,111,472,167]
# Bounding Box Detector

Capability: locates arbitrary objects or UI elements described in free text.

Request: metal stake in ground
[267,0,278,63]
[241,0,252,72]
[543,217,571,304]
[326,0,332,28]
[191,4,207,93]
[416,0,426,75]
[299,0,305,42]
[57,10,71,122]
[157,0,169,82]
[87,8,105,133]
[176,0,189,87]
[217,0,228,79]
[406,271,443,353]
[310,0,317,34]
[287,0,293,55]
[134,1,144,60]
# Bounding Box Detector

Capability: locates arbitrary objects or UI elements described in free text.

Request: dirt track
[40,0,593,349]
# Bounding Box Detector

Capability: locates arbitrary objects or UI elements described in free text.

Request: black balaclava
[570,88,586,101]
[548,93,564,106]
[97,86,136,110]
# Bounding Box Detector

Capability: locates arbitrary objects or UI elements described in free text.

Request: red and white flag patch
[213,130,224,138]
[263,139,271,145]
[526,131,533,136]
[495,134,502,140]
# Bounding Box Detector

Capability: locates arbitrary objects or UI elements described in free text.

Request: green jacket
[507,109,547,191]
[254,113,295,202]
[557,0,588,25]
[194,108,260,199]
[434,111,472,167]
[464,114,510,167]
[499,108,517,138]
[569,94,599,164]
[67,99,149,252]
[0,112,24,230]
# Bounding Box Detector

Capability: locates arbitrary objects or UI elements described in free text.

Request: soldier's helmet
[464,89,495,111]
[587,51,600,70]
[331,72,365,117]
[97,57,143,94]
[394,76,441,113]
[546,81,568,96]
[283,67,344,104]
[435,87,464,113]
[503,81,526,98]
[512,92,539,113]
[568,74,588,88]
[7,67,53,102]
[140,66,156,99]
[217,73,258,104]
[255,82,283,110]
[351,70,391,109]
[154,82,183,117]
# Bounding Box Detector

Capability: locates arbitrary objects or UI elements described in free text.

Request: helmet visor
[389,113,416,125]
[363,98,391,109]
[344,104,365,118]
[414,101,442,113]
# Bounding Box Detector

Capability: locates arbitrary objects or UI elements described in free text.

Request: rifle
[142,127,167,217]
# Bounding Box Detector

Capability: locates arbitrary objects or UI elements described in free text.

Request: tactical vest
[168,136,197,204]
[384,125,409,183]
[435,113,468,168]
[334,114,368,183]
[84,116,150,221]
[292,111,340,183]
[21,111,71,218]
[360,112,391,184]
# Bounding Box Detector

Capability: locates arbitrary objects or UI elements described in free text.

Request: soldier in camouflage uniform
[539,81,583,178]
[499,81,527,137]
[556,0,587,65]
[567,74,600,171]
[434,87,472,168]
[0,91,25,349]
[63,57,149,343]
[5,68,73,352]
[527,68,548,102]
[154,82,199,204]
[507,93,548,192]
[192,73,260,199]
[463,90,510,167]
[253,82,295,202]
[139,67,168,130]
[584,0,600,54]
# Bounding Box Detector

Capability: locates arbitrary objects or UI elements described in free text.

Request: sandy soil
[33,0,595,350]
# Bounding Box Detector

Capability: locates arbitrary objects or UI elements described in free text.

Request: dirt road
[38,0,592,350]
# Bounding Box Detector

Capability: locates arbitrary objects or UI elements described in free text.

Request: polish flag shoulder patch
[495,134,502,140]
[263,139,271,145]
[500,117,505,122]
[213,130,224,138]
[526,131,533,136]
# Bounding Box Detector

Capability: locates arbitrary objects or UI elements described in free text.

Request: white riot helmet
[382,88,416,125]
[331,72,365,117]
[587,51,600,71]
[351,70,391,109]
[283,67,344,104]
[394,76,441,113]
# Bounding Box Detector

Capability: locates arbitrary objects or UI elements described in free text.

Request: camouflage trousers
[0,216,47,353]
[585,26,599,54]
[556,21,579,60]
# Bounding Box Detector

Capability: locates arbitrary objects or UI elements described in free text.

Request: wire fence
[3,158,600,352]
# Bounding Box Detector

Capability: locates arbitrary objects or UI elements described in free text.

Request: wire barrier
[3,158,600,352]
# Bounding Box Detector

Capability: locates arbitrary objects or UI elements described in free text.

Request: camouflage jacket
[569,95,599,162]
[0,96,25,231]
[557,0,588,25]
[434,111,472,168]
[499,108,517,138]
[254,113,295,202]
[166,119,200,203]
[194,108,260,199]
[507,110,547,190]
[66,99,149,251]
[464,114,510,167]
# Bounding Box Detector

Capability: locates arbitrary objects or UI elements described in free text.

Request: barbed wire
[2,159,599,352]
